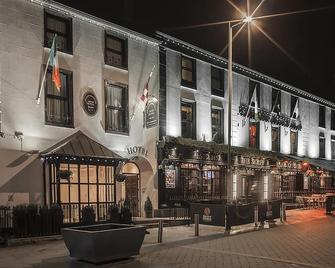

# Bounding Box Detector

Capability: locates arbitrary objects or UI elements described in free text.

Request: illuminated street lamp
[227,16,252,203]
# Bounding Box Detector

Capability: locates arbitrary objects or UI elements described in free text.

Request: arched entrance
[122,162,140,216]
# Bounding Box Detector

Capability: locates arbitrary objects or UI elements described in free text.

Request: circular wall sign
[83,92,98,116]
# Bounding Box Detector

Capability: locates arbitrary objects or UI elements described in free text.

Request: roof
[156,31,335,110]
[41,130,123,159]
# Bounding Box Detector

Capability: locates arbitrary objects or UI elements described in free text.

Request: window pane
[80,184,88,203]
[182,69,193,82]
[60,184,69,203]
[106,50,123,67]
[46,72,68,97]
[88,165,96,183]
[182,57,192,69]
[98,166,106,184]
[47,16,67,34]
[70,184,79,203]
[89,185,97,203]
[69,164,78,183]
[80,165,88,183]
[212,78,221,90]
[106,85,123,107]
[106,37,122,51]
[99,185,106,202]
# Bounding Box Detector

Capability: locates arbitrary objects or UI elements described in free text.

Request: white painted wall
[0,0,160,208]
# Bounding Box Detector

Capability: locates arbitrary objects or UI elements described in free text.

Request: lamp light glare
[243,16,253,23]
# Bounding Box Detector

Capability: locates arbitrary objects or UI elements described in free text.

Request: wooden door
[125,174,139,216]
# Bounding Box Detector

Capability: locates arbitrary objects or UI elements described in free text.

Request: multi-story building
[0,0,159,221]
[156,32,335,207]
[1,0,335,221]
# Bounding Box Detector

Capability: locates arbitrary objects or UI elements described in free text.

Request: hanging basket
[115,174,127,182]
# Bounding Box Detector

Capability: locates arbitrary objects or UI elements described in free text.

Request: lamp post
[227,17,252,203]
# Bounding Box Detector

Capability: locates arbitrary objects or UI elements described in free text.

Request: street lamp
[227,17,252,203]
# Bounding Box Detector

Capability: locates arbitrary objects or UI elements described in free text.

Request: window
[105,83,128,134]
[44,12,72,54]
[271,126,280,152]
[319,132,325,158]
[249,121,259,149]
[211,66,224,97]
[290,130,298,155]
[272,88,281,114]
[331,110,335,131]
[319,105,326,128]
[331,136,335,160]
[181,56,196,88]
[291,96,298,118]
[105,34,127,68]
[181,101,196,139]
[249,80,260,109]
[45,68,73,127]
[212,108,224,143]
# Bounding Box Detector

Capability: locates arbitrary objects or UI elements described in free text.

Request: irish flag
[49,35,61,91]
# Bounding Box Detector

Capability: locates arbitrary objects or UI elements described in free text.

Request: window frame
[319,132,326,159]
[104,81,129,135]
[44,11,73,54]
[180,55,196,89]
[319,105,326,128]
[211,66,224,97]
[44,67,73,128]
[290,130,298,155]
[272,88,281,114]
[104,33,128,69]
[181,100,196,139]
[211,107,224,143]
[271,126,280,152]
[249,121,260,149]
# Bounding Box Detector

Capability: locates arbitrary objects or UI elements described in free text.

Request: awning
[41,130,125,163]
[287,155,335,173]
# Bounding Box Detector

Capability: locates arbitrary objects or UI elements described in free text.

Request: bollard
[194,214,199,236]
[158,219,163,243]
[255,205,259,227]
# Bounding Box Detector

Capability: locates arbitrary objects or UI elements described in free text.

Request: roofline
[156,31,335,109]
[26,0,160,47]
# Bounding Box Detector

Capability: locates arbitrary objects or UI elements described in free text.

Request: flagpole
[36,35,56,105]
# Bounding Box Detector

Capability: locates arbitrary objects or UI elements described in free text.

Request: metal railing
[272,190,335,203]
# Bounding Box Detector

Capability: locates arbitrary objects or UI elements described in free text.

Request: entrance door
[125,174,140,216]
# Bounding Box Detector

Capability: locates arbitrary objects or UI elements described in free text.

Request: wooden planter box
[62,223,146,263]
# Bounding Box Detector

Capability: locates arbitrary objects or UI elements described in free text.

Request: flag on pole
[140,65,155,104]
[288,99,299,129]
[36,35,61,104]
[253,86,259,121]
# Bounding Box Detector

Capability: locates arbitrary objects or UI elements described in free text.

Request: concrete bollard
[158,219,163,243]
[254,205,258,227]
[194,214,199,236]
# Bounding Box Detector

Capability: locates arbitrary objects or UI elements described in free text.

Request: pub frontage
[157,136,335,210]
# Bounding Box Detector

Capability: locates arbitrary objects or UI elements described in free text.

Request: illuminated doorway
[122,162,140,217]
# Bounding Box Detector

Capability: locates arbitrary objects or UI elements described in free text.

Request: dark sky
[55,0,335,102]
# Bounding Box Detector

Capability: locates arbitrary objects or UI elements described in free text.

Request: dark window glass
[272,88,281,114]
[44,12,72,54]
[105,83,128,134]
[331,110,335,131]
[290,131,298,155]
[45,68,73,127]
[105,34,127,68]
[211,66,224,97]
[319,105,326,128]
[319,132,325,158]
[212,108,224,143]
[271,126,280,152]
[249,121,259,149]
[331,136,335,160]
[181,56,196,88]
[181,101,196,139]
[249,80,260,108]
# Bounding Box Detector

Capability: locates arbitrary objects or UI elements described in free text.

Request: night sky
[55,0,335,102]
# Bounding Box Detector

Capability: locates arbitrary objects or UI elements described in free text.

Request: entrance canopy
[41,130,126,165]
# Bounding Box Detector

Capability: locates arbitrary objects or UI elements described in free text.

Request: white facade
[0,0,160,212]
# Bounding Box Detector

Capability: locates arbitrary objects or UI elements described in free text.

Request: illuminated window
[264,176,269,200]
[290,131,298,155]
[249,122,259,149]
[105,83,129,134]
[232,174,237,200]
[105,34,127,68]
[45,68,73,128]
[181,56,196,88]
[181,101,196,139]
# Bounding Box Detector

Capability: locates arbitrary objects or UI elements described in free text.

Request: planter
[145,210,153,218]
[62,223,146,263]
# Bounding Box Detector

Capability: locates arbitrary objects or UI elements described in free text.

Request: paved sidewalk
[0,209,334,268]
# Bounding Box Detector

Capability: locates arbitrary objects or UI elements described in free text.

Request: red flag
[140,65,155,104]
[49,36,61,91]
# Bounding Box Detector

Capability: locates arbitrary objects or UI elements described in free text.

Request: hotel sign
[144,97,158,128]
[83,92,98,116]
